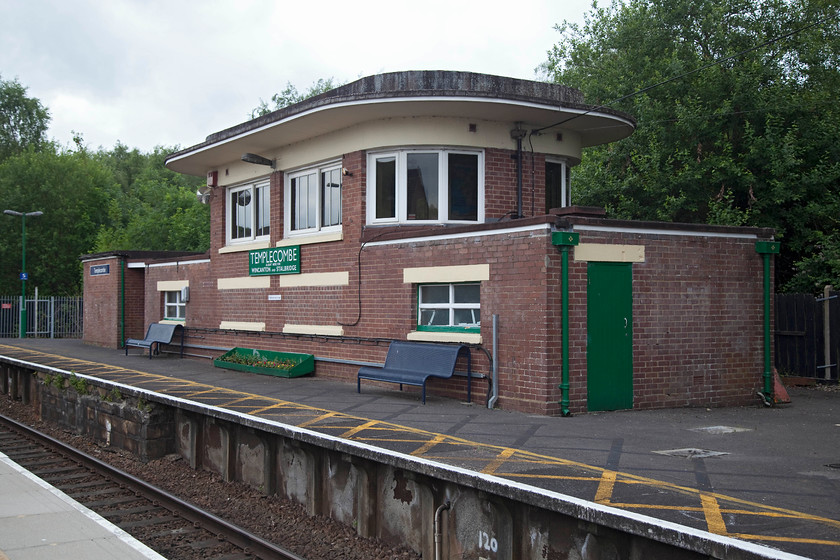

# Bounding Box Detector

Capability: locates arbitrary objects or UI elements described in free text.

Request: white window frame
[284,161,342,238]
[366,148,484,225]
[226,179,270,245]
[417,282,481,332]
[545,158,571,211]
[164,291,186,321]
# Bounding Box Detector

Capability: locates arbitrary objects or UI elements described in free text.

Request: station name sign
[249,246,300,276]
[90,264,110,276]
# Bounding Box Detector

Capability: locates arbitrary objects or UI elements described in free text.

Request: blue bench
[125,323,185,359]
[357,341,471,404]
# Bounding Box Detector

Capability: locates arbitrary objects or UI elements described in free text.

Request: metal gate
[775,289,838,381]
[0,296,83,338]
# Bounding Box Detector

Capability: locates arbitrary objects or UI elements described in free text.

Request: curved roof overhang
[165,71,636,177]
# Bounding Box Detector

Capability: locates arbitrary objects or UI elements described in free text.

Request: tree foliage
[541,0,840,293]
[0,75,50,162]
[250,78,340,118]
[0,79,209,295]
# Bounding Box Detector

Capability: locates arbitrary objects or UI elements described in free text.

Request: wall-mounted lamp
[241,153,275,168]
[341,167,353,177]
[206,170,218,187]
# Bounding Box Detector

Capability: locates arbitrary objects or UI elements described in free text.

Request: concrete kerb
[17,361,811,560]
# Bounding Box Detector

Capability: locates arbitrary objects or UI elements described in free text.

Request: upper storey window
[545,159,571,211]
[367,149,483,224]
[285,162,342,237]
[228,181,270,244]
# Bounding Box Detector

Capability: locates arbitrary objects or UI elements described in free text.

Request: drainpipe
[487,314,499,409]
[120,258,125,348]
[434,500,451,560]
[511,125,526,218]
[552,231,579,416]
[755,241,780,406]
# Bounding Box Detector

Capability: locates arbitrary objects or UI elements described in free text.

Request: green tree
[93,146,209,253]
[541,0,840,293]
[250,78,340,118]
[0,75,50,162]
[0,146,118,295]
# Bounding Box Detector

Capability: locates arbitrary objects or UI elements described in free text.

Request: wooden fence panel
[775,291,838,381]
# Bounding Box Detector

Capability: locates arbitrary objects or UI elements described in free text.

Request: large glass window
[286,163,342,236]
[417,283,480,332]
[546,160,571,212]
[368,149,483,224]
[228,181,270,243]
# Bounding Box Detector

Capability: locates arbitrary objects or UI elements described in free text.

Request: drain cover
[690,425,752,434]
[653,448,730,458]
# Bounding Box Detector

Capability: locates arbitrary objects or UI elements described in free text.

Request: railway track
[0,413,305,560]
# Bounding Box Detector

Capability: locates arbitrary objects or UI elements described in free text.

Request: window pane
[256,185,270,237]
[454,309,479,327]
[375,158,396,219]
[546,161,564,213]
[406,153,438,220]
[453,284,480,303]
[231,189,252,239]
[448,153,478,221]
[292,173,317,230]
[420,285,449,304]
[322,168,342,227]
[420,308,450,326]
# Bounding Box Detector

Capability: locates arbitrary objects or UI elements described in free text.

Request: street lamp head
[4,210,43,217]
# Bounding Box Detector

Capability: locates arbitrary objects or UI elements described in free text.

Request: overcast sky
[1,0,594,153]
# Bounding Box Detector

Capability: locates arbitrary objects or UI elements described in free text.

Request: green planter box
[213,348,314,378]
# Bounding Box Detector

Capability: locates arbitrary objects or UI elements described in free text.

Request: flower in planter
[218,353,297,370]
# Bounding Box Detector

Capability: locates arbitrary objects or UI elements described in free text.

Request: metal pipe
[762,251,772,399]
[824,285,833,381]
[488,314,499,409]
[434,500,451,560]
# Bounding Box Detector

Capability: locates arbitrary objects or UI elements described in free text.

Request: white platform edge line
[0,452,167,560]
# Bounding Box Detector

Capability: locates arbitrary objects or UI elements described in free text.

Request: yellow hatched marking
[481,448,516,475]
[701,493,729,535]
[340,420,379,439]
[3,343,840,548]
[411,434,447,456]
[299,412,339,428]
[594,470,617,504]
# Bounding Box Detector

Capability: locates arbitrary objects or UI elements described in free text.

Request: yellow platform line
[594,470,617,504]
[340,420,379,439]
[2,344,839,548]
[411,434,447,456]
[701,493,729,535]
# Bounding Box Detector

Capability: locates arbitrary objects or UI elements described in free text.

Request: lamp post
[4,209,43,338]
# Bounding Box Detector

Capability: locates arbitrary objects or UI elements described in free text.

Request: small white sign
[268,294,282,301]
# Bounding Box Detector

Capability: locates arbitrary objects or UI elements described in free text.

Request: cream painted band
[218,240,271,254]
[407,330,482,344]
[277,231,343,247]
[219,321,266,332]
[574,244,645,263]
[217,276,271,290]
[159,319,185,326]
[157,280,189,291]
[403,264,490,284]
[275,272,350,287]
[283,324,344,337]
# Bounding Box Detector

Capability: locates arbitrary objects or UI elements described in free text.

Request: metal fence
[0,296,83,339]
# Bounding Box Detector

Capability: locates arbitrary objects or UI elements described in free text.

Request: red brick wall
[82,257,121,347]
[84,147,775,415]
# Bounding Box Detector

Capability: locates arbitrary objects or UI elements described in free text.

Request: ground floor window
[164,291,186,321]
[417,283,480,332]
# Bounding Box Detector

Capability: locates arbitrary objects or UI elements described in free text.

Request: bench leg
[357,377,361,394]
[422,383,426,405]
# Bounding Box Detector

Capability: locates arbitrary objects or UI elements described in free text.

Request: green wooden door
[587,262,633,411]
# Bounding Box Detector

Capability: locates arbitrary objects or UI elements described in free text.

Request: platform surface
[0,452,165,560]
[1,338,838,559]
